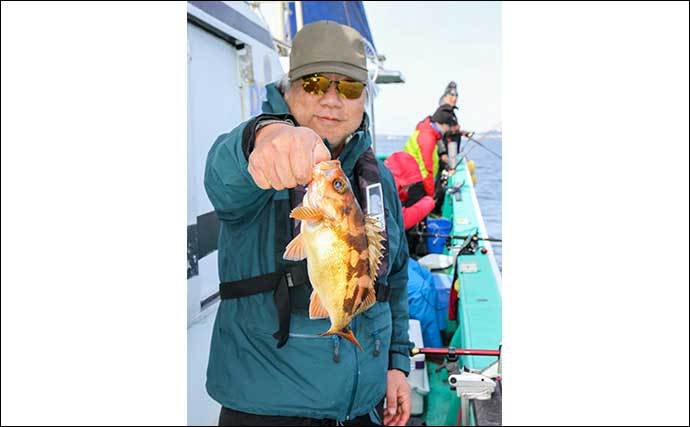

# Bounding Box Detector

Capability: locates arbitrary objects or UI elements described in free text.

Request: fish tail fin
[321,327,363,351]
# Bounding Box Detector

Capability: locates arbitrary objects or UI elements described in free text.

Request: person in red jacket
[384,152,436,231]
[403,104,458,199]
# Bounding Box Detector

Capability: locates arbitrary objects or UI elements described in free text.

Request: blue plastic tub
[425,218,452,254]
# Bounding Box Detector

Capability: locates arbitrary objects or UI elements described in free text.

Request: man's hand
[248,123,331,190]
[384,369,411,426]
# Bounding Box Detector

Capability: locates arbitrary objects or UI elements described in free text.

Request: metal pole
[460,397,470,426]
[295,1,304,32]
[277,2,286,44]
[371,99,376,153]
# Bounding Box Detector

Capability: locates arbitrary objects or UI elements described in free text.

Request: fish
[283,160,385,350]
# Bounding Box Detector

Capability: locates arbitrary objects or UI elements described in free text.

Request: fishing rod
[418,232,502,243]
[411,347,500,357]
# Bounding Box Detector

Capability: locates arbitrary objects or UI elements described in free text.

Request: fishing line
[464,134,502,160]
[455,121,502,166]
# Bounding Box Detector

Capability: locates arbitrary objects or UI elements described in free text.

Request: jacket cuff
[389,352,410,377]
[241,113,297,160]
[436,139,448,156]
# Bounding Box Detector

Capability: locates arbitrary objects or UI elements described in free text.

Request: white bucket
[407,319,430,415]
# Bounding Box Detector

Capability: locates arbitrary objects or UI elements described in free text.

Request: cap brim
[290,62,368,82]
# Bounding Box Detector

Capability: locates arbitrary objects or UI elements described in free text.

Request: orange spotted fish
[283,160,385,350]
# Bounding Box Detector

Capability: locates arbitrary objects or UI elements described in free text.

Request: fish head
[305,160,360,220]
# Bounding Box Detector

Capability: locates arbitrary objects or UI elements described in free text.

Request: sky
[363,1,501,135]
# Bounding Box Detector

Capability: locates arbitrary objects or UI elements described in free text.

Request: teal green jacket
[204,83,412,421]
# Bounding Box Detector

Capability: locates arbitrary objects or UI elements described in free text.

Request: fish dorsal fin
[290,206,324,222]
[364,215,385,281]
[309,290,330,320]
[283,233,306,261]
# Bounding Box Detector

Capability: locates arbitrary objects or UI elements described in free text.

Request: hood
[416,116,442,140]
[384,151,423,188]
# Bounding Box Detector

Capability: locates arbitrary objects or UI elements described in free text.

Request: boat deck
[423,158,503,426]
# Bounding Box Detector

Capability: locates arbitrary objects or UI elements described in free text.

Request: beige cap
[288,21,368,82]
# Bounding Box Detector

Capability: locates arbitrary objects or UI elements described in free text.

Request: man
[436,82,473,170]
[204,21,413,426]
[403,104,458,199]
[438,80,459,107]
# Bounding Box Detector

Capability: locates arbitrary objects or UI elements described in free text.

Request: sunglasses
[300,74,366,100]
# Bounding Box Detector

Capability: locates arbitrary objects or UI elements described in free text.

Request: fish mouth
[306,160,342,207]
[315,160,341,171]
[312,160,342,179]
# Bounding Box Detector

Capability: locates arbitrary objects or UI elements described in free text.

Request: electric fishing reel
[410,346,501,386]
[450,231,480,255]
[448,372,496,401]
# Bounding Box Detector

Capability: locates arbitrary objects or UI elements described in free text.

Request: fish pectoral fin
[308,290,329,320]
[290,206,324,222]
[283,233,307,261]
[365,215,386,280]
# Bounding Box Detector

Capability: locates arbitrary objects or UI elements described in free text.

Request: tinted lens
[336,80,365,99]
[302,75,330,95]
[301,75,365,99]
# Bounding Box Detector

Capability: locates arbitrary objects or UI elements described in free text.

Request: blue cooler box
[431,273,452,330]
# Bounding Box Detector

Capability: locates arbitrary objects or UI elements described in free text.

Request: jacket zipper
[287,333,329,339]
[372,330,382,357]
[332,335,341,363]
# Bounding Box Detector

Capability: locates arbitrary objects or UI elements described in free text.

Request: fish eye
[332,178,347,194]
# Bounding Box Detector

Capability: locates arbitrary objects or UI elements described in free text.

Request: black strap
[353,147,391,301]
[291,185,306,237]
[219,271,282,299]
[219,263,308,348]
[271,275,290,348]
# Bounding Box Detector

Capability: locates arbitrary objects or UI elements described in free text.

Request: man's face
[285,73,366,149]
[443,94,458,106]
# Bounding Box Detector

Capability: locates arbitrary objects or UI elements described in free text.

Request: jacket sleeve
[422,174,435,197]
[204,120,275,223]
[379,163,414,375]
[402,195,435,230]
